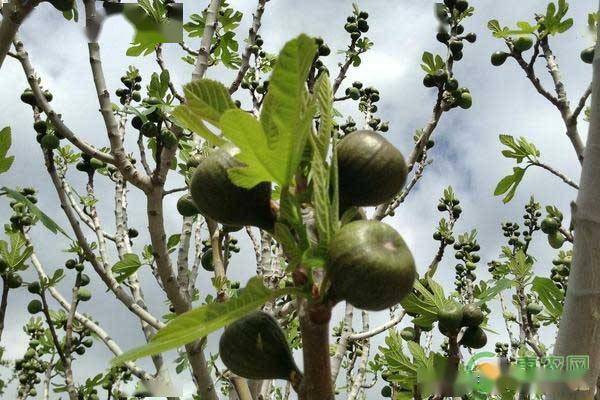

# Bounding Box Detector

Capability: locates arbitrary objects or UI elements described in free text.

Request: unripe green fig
[201,251,214,271]
[159,130,178,149]
[381,386,392,397]
[423,74,437,87]
[140,121,159,138]
[461,303,484,327]
[177,194,199,217]
[28,300,43,314]
[219,311,300,380]
[526,302,542,315]
[89,158,105,170]
[548,231,565,249]
[33,120,47,134]
[581,46,595,64]
[190,145,275,230]
[460,326,487,349]
[455,0,468,12]
[458,92,472,109]
[0,258,8,273]
[400,327,416,341]
[27,281,41,294]
[337,130,407,209]
[49,0,74,11]
[20,89,37,106]
[131,116,143,130]
[438,302,463,332]
[41,134,60,150]
[348,87,361,100]
[77,288,92,302]
[449,40,464,53]
[79,274,90,287]
[327,220,416,311]
[540,217,559,234]
[513,36,533,53]
[465,33,477,43]
[7,273,22,288]
[491,51,509,66]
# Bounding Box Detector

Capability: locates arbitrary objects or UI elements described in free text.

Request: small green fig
[177,194,199,217]
[28,300,43,314]
[460,326,487,349]
[581,46,595,64]
[491,51,509,66]
[461,304,484,327]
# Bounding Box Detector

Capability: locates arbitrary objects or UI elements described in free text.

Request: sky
[0,0,596,398]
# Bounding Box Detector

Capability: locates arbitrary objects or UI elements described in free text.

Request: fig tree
[189,145,275,230]
[327,220,416,311]
[337,130,408,208]
[581,46,595,64]
[28,300,43,314]
[177,194,199,217]
[219,311,300,380]
[460,326,487,349]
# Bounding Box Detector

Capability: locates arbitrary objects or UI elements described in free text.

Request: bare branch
[331,303,354,382]
[347,311,370,400]
[155,44,185,103]
[0,0,39,70]
[229,0,268,94]
[572,83,592,122]
[192,0,222,81]
[349,311,406,342]
[529,160,579,189]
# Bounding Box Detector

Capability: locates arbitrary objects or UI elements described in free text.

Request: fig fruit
[327,220,416,311]
[513,37,533,53]
[20,89,37,106]
[526,302,542,315]
[400,327,416,341]
[581,46,595,64]
[219,311,299,380]
[0,258,8,273]
[460,326,487,349]
[438,302,463,332]
[33,121,47,134]
[337,130,407,208]
[548,231,565,249]
[491,51,509,66]
[201,251,214,272]
[7,273,22,288]
[28,300,43,314]
[27,282,41,294]
[41,134,60,150]
[540,217,559,234]
[49,0,74,11]
[461,303,484,327]
[77,288,92,302]
[455,0,468,12]
[458,92,472,109]
[190,145,275,230]
[176,194,199,217]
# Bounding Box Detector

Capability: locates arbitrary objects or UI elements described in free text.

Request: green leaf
[0,127,14,174]
[111,253,143,284]
[309,134,331,251]
[0,232,32,270]
[532,277,564,318]
[258,34,317,184]
[221,109,284,188]
[1,187,70,238]
[112,277,301,364]
[475,278,513,303]
[494,167,526,203]
[171,80,235,145]
[313,73,333,159]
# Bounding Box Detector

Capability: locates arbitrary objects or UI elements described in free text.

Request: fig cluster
[20,88,52,108]
[7,187,37,229]
[199,238,239,272]
[437,302,487,349]
[344,9,370,41]
[115,69,142,104]
[550,252,571,293]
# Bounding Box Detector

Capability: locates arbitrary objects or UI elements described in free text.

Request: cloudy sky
[0,0,595,398]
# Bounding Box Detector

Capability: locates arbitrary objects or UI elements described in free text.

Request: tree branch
[229,0,268,94]
[0,0,38,70]
[529,160,579,189]
[192,0,222,81]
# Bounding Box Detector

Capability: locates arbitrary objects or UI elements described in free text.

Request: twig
[163,186,188,196]
[229,0,268,94]
[348,310,405,341]
[529,160,579,189]
[0,279,8,340]
[347,311,370,400]
[331,304,354,382]
[572,83,592,122]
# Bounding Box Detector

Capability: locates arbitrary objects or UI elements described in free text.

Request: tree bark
[552,6,600,398]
